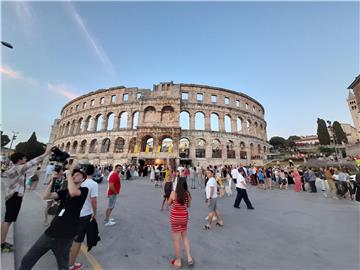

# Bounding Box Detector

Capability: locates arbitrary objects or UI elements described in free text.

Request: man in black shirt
[19,167,88,270]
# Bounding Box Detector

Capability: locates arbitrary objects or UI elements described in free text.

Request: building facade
[48,82,269,167]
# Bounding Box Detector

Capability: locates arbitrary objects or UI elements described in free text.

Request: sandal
[216,222,224,227]
[203,224,211,230]
[170,259,181,269]
[188,259,195,267]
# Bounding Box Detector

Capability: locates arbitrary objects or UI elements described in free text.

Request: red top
[107,172,121,196]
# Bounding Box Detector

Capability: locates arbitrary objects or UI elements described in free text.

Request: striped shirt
[2,155,45,200]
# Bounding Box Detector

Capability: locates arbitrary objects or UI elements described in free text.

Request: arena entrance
[179,159,192,166]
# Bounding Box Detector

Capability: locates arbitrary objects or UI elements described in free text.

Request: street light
[1,41,13,49]
[8,131,19,153]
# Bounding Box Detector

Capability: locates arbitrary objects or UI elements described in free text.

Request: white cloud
[0,66,22,79]
[47,83,78,100]
[64,2,116,76]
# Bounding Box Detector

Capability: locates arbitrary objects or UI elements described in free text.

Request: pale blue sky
[1,1,359,145]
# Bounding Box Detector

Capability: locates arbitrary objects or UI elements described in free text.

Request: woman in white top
[234,168,254,210]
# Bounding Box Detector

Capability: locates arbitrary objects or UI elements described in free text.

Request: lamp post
[327,121,341,168]
[8,131,19,156]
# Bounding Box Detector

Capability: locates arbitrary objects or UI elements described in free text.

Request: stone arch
[211,113,219,131]
[86,116,93,132]
[128,137,136,153]
[141,135,154,152]
[119,111,128,129]
[246,119,251,132]
[132,111,139,129]
[60,143,65,151]
[258,144,261,155]
[114,137,125,153]
[65,141,71,152]
[77,117,84,134]
[79,140,87,154]
[195,138,206,158]
[212,139,222,158]
[144,106,156,123]
[250,143,254,158]
[70,119,76,135]
[89,139,98,153]
[195,111,205,130]
[180,111,190,130]
[95,114,103,131]
[226,140,235,159]
[101,138,111,153]
[71,140,78,154]
[237,117,242,132]
[65,122,70,136]
[161,137,173,153]
[107,112,115,131]
[179,137,190,158]
[161,106,175,123]
[254,121,259,135]
[224,114,232,133]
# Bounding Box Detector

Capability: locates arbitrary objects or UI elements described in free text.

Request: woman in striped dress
[167,177,194,268]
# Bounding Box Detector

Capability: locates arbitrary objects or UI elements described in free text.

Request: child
[257,169,265,190]
[161,176,173,210]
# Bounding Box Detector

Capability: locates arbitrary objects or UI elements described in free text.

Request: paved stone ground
[13,177,360,270]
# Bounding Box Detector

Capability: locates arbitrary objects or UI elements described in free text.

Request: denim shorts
[108,195,118,209]
[208,198,218,212]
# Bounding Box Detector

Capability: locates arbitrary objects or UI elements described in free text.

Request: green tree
[1,131,10,147]
[287,135,301,148]
[317,118,330,145]
[269,136,287,149]
[15,132,46,160]
[332,121,348,144]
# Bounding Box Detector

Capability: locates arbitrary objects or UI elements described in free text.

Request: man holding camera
[69,165,98,270]
[1,149,51,253]
[19,163,88,270]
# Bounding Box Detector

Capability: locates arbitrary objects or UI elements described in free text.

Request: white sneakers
[104,218,116,226]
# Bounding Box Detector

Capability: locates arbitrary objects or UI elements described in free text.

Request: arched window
[195,139,206,158]
[224,115,232,133]
[71,141,78,154]
[263,146,266,154]
[65,122,70,136]
[246,120,251,131]
[211,113,219,131]
[144,106,156,123]
[237,117,242,132]
[212,139,222,158]
[119,112,128,129]
[179,138,190,158]
[161,106,175,123]
[78,118,84,134]
[65,142,71,152]
[132,111,139,129]
[240,142,247,159]
[89,139,98,153]
[254,122,258,135]
[141,136,153,152]
[101,138,111,153]
[70,120,76,135]
[180,111,190,130]
[195,112,205,130]
[258,144,261,154]
[226,140,235,159]
[114,137,125,153]
[96,114,103,131]
[250,143,254,158]
[79,140,87,154]
[87,116,93,132]
[60,143,65,151]
[161,137,173,153]
[128,138,136,153]
[107,113,114,131]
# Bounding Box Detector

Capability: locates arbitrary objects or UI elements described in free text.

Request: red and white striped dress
[170,195,189,233]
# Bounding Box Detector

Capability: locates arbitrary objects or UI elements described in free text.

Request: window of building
[236,100,240,107]
[83,102,87,109]
[245,103,249,109]
[137,93,142,99]
[253,105,255,111]
[91,99,95,106]
[197,93,203,101]
[123,93,128,101]
[211,95,217,103]
[100,97,105,105]
[181,92,189,100]
[224,97,230,105]
[75,104,79,111]
[111,95,116,103]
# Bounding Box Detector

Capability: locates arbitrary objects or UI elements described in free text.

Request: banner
[145,144,150,153]
[168,144,173,154]
[134,144,139,154]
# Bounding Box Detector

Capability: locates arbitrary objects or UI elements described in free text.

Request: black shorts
[73,215,92,243]
[5,193,23,223]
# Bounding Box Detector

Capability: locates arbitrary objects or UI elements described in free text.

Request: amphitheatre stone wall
[49,82,269,167]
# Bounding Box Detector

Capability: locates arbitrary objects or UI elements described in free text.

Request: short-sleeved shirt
[80,178,98,217]
[205,177,218,199]
[45,187,88,239]
[108,172,121,196]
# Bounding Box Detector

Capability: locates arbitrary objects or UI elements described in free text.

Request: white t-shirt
[236,174,247,190]
[205,177,218,199]
[46,164,55,175]
[231,168,238,179]
[80,178,98,217]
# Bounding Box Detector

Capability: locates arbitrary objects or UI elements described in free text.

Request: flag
[134,144,139,154]
[145,144,150,153]
[168,144,173,154]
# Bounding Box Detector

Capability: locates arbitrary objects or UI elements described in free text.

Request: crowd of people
[1,149,360,269]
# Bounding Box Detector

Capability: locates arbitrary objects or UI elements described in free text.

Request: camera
[49,146,70,164]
